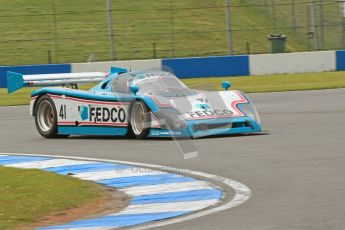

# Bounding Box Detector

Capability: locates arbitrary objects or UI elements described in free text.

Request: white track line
[5,159,94,169]
[67,228,113,230]
[121,180,213,196]
[0,153,251,230]
[114,199,220,215]
[73,168,166,181]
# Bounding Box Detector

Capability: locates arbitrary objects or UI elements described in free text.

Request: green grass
[0,84,90,107]
[183,71,345,93]
[0,88,35,107]
[1,71,344,106]
[0,0,341,65]
[0,166,103,230]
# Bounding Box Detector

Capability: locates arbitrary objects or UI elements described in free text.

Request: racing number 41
[59,105,67,120]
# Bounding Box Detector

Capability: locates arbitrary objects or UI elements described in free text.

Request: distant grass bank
[0,71,345,106]
[0,166,103,230]
[0,0,311,65]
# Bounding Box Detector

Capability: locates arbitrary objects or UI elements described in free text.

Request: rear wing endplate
[6,67,127,94]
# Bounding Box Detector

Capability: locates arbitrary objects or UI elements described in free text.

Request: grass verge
[0,71,345,106]
[183,71,345,93]
[0,166,103,230]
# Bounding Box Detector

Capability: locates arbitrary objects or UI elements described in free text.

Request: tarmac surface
[0,89,344,230]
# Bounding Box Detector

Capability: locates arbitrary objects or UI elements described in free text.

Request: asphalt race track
[0,89,345,230]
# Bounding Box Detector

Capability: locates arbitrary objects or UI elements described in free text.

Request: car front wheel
[129,101,151,139]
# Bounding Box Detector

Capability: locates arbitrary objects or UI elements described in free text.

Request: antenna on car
[129,61,132,72]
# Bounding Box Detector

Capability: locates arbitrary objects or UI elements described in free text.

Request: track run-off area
[0,89,344,230]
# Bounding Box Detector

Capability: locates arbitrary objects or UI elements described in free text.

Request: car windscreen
[132,72,194,96]
[110,74,131,93]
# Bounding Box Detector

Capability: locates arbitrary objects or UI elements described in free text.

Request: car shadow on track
[64,131,270,141]
[192,131,270,140]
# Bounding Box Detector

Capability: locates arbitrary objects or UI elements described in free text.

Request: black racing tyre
[129,101,151,139]
[34,95,58,138]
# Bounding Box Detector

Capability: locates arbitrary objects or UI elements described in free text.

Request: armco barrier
[71,56,249,78]
[162,56,249,78]
[71,59,161,73]
[1,50,344,86]
[0,64,71,88]
[72,60,130,73]
[249,51,336,75]
[336,50,345,71]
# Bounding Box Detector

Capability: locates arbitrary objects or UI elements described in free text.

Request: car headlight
[238,103,261,125]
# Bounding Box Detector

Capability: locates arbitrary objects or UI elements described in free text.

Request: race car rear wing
[6,67,127,93]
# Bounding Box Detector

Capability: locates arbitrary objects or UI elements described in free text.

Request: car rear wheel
[129,101,151,139]
[35,95,58,138]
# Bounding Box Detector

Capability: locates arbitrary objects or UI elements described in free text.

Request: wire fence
[0,0,344,65]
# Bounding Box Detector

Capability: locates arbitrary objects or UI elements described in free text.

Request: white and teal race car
[6,67,261,139]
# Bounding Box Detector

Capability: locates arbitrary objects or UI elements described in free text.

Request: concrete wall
[71,59,161,73]
[249,51,336,75]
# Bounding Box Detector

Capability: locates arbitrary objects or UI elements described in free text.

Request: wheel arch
[135,96,159,113]
[34,94,59,138]
[32,93,52,117]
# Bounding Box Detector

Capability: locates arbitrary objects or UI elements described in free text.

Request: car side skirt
[58,126,128,136]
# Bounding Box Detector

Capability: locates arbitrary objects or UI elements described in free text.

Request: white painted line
[121,181,213,196]
[73,168,166,181]
[5,159,94,169]
[114,199,219,215]
[67,228,113,230]
[0,153,251,230]
[130,178,250,230]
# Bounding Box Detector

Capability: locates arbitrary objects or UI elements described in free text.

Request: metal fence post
[309,0,319,50]
[52,0,58,63]
[272,0,277,30]
[341,0,345,49]
[169,0,176,58]
[264,0,270,16]
[48,50,52,64]
[291,0,297,31]
[152,43,157,59]
[225,0,233,55]
[319,0,324,49]
[106,0,116,60]
[307,3,311,51]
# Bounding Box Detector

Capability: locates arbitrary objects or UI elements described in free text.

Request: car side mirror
[221,81,231,91]
[129,85,139,95]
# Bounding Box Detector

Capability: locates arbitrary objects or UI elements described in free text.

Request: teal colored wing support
[7,71,24,94]
[110,67,128,75]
